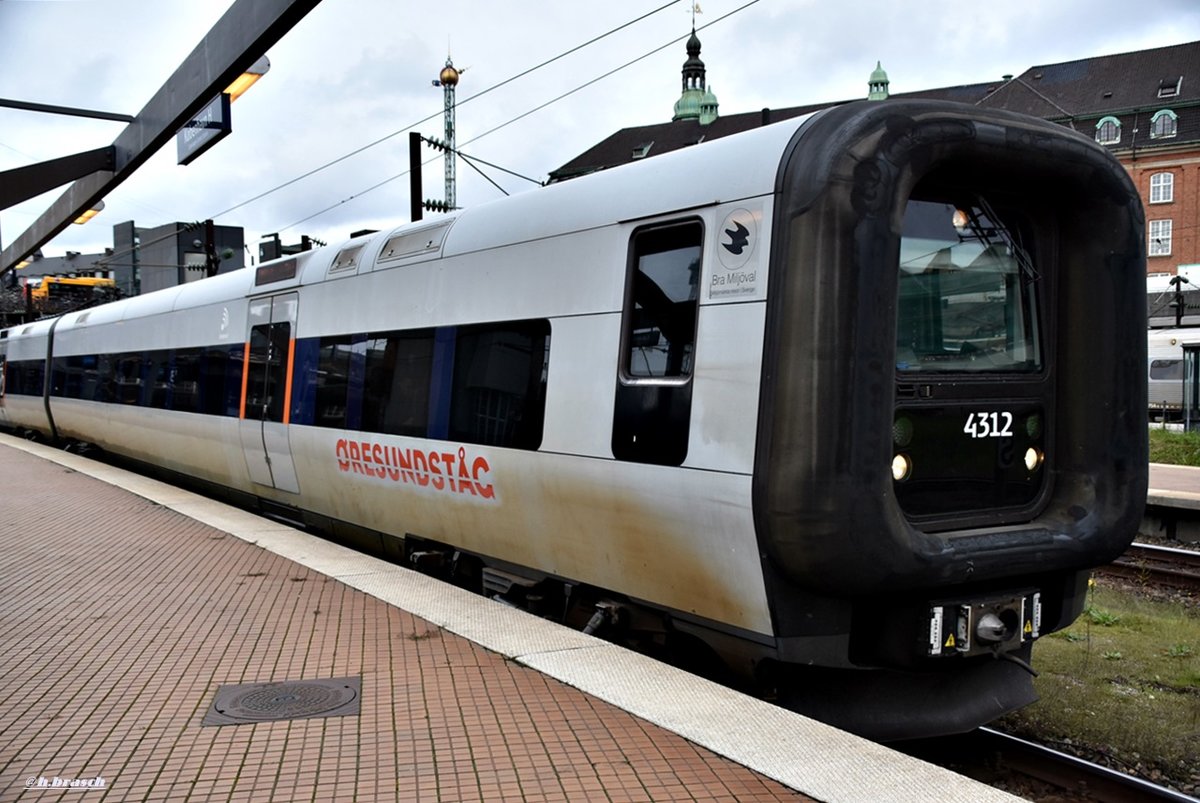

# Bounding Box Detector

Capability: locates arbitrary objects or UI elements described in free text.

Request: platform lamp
[72,200,105,225]
[225,56,270,102]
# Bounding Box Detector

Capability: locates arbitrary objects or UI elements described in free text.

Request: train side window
[30,360,46,396]
[448,320,550,450]
[49,356,74,399]
[146,350,172,409]
[198,345,241,417]
[50,353,99,402]
[9,360,44,396]
[1150,358,1184,381]
[78,354,101,402]
[312,335,355,429]
[172,348,202,413]
[96,354,114,403]
[613,220,702,466]
[623,222,702,378]
[362,329,435,437]
[114,354,143,405]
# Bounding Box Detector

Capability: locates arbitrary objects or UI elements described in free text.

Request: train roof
[0,102,867,334]
[437,111,815,257]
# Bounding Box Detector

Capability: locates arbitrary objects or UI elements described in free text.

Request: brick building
[974,42,1199,295]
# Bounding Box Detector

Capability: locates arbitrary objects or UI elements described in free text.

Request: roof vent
[631,142,654,159]
[378,221,450,262]
[329,244,364,274]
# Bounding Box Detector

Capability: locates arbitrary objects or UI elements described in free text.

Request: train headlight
[892,454,912,482]
[1023,447,1044,472]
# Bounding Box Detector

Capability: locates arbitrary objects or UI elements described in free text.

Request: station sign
[177,94,232,166]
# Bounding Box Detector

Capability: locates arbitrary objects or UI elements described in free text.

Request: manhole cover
[203,677,361,726]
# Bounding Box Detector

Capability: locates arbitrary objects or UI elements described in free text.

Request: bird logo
[714,208,758,279]
[722,221,750,255]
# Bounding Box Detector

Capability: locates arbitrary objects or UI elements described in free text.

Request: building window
[1095,116,1121,145]
[1150,172,1175,204]
[631,142,654,159]
[1158,77,1182,99]
[1150,109,1178,139]
[1149,219,1173,257]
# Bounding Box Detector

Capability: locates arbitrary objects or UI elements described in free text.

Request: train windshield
[896,199,1041,374]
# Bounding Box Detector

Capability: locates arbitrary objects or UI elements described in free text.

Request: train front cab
[754,101,1147,739]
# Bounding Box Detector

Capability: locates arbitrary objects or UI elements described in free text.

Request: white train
[0,100,1148,740]
[1148,326,1200,417]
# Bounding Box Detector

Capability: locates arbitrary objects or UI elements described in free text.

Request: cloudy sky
[1,0,1198,262]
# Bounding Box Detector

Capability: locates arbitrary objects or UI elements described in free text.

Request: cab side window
[613,220,703,465]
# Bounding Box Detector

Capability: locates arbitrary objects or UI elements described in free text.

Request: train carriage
[1148,326,1200,417]
[0,99,1147,739]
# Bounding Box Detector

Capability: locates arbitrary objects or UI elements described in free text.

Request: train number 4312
[963,411,1014,439]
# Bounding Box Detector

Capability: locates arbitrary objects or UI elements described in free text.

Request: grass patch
[996,580,1200,786]
[1149,427,1200,466]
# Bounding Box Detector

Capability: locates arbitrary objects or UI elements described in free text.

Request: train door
[1185,342,1200,433]
[0,336,7,422]
[238,293,300,493]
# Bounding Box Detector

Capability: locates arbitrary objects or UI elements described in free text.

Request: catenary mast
[435,56,460,209]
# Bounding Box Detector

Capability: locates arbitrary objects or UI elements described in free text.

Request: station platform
[1146,463,1200,541]
[0,434,1026,803]
[1148,462,1200,508]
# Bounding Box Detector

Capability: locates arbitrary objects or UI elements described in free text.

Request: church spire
[673,28,719,124]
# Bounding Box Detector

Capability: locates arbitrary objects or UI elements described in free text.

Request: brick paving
[0,443,811,803]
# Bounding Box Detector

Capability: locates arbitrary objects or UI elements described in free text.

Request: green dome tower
[868,61,890,101]
[673,29,719,124]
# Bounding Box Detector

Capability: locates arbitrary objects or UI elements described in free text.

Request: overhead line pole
[0,0,324,276]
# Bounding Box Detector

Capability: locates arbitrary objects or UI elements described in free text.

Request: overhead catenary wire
[277,0,763,234]
[205,0,684,223]
[457,151,513,198]
[85,8,688,270]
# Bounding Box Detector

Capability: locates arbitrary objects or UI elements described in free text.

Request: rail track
[901,727,1198,802]
[1103,542,1200,594]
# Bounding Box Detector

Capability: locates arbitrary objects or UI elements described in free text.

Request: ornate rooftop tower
[673,29,719,125]
[868,61,890,101]
[434,56,461,209]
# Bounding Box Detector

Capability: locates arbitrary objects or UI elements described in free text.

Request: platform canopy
[0,0,323,276]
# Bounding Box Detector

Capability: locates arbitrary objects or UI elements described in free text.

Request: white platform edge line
[2,435,1026,803]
